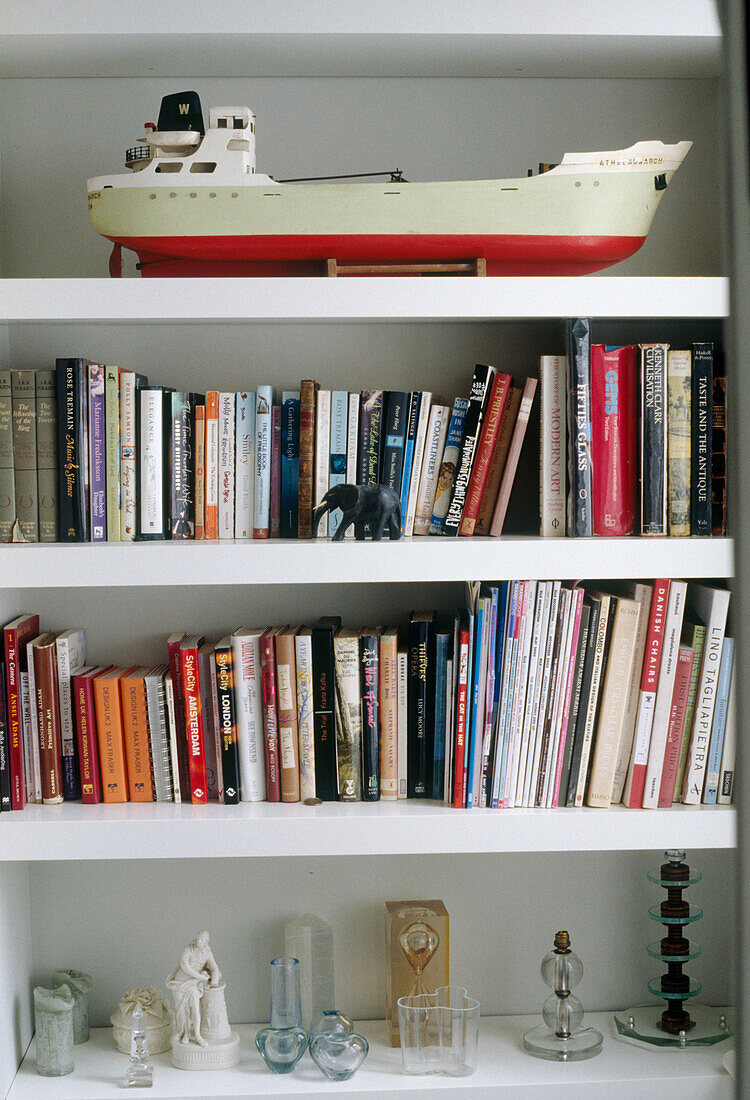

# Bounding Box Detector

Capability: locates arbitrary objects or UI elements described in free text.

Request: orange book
[93,666,137,802]
[205,392,219,540]
[120,667,155,802]
[274,627,300,802]
[195,404,206,540]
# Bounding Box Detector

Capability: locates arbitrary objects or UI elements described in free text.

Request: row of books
[1,578,733,811]
[539,325,727,537]
[0,360,537,543]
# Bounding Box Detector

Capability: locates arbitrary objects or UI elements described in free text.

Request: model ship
[87,91,691,278]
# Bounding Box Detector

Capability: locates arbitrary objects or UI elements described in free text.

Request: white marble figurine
[165,931,239,1071]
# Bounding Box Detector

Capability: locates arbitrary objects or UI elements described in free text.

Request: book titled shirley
[591,344,637,536]
[566,319,593,537]
[234,392,255,539]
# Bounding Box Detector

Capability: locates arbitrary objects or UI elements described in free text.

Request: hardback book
[475,384,522,536]
[260,627,282,802]
[230,628,266,802]
[691,342,713,535]
[344,391,359,539]
[566,319,593,537]
[432,623,453,802]
[460,373,512,536]
[119,369,147,541]
[360,626,380,801]
[542,584,577,808]
[163,672,182,803]
[234,391,254,539]
[489,376,538,537]
[667,349,692,536]
[622,580,670,807]
[280,391,300,539]
[88,363,107,542]
[642,580,687,808]
[104,365,121,542]
[214,638,240,804]
[197,641,220,800]
[703,636,734,804]
[56,358,90,542]
[169,392,197,539]
[254,387,273,537]
[294,627,316,801]
[0,661,10,810]
[194,402,205,538]
[72,666,105,804]
[25,634,43,804]
[35,369,58,543]
[381,390,409,503]
[0,371,15,541]
[55,628,86,801]
[611,582,652,804]
[136,386,170,540]
[656,646,695,807]
[586,596,642,807]
[327,390,348,537]
[489,584,513,806]
[32,633,64,804]
[179,635,208,803]
[12,369,39,541]
[270,403,282,538]
[333,628,363,801]
[468,591,492,808]
[120,667,156,802]
[573,591,613,807]
[297,379,319,539]
[314,388,331,537]
[408,611,435,798]
[640,343,669,535]
[93,667,135,803]
[717,668,737,804]
[4,613,39,809]
[430,396,469,534]
[165,632,190,798]
[218,391,235,539]
[379,626,399,801]
[414,405,449,536]
[397,638,408,799]
[444,366,496,535]
[539,355,567,536]
[674,619,707,799]
[481,587,502,806]
[143,665,174,802]
[274,627,301,803]
[204,391,219,540]
[398,392,421,534]
[357,390,383,537]
[590,344,638,536]
[681,584,731,803]
[404,392,433,537]
[712,370,727,535]
[312,616,340,800]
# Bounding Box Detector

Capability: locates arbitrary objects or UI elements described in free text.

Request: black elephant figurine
[313,483,402,541]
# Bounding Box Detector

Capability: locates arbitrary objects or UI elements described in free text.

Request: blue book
[280,391,300,538]
[328,391,349,536]
[429,397,469,534]
[399,392,421,534]
[465,594,486,808]
[492,581,519,807]
[382,390,409,495]
[703,636,734,804]
[432,627,451,801]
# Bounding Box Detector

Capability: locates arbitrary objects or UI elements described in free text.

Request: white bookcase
[0,3,736,1097]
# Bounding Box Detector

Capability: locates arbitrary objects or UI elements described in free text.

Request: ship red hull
[110,232,647,277]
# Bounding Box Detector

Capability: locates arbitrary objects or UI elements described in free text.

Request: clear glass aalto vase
[397,985,480,1076]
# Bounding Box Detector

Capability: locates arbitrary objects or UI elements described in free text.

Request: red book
[657,646,695,807]
[3,612,39,809]
[459,372,512,536]
[72,665,111,804]
[260,627,281,802]
[32,633,64,805]
[623,580,670,807]
[590,344,638,536]
[180,635,208,804]
[166,632,191,797]
[452,619,471,809]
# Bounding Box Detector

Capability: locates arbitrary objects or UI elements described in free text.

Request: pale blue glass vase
[255,957,308,1074]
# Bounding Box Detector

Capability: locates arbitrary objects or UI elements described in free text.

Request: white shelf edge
[0,277,729,323]
[0,802,736,861]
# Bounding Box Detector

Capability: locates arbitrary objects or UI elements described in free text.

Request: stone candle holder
[34,984,75,1077]
[52,969,92,1044]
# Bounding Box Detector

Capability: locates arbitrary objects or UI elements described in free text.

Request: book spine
[432,633,450,800]
[56,632,85,800]
[404,393,432,537]
[314,389,331,537]
[518,583,550,806]
[712,371,727,535]
[0,371,15,542]
[56,359,88,541]
[378,631,398,800]
[253,386,273,538]
[591,344,638,536]
[119,371,137,540]
[398,392,420,531]
[640,343,668,535]
[681,587,730,800]
[137,388,167,539]
[12,370,39,540]
[204,391,219,539]
[234,392,254,539]
[703,636,734,803]
[540,356,567,536]
[88,365,106,542]
[551,588,584,806]
[34,641,64,804]
[566,319,593,537]
[198,649,220,801]
[218,392,235,539]
[121,674,154,802]
[0,662,10,809]
[312,623,338,800]
[489,377,537,537]
[357,390,383,536]
[297,380,317,539]
[4,626,25,809]
[674,623,706,799]
[460,374,511,536]
[718,668,737,804]
[691,342,713,535]
[573,593,610,807]
[344,392,359,539]
[657,646,695,807]
[144,672,172,802]
[622,580,670,806]
[430,397,469,534]
[270,404,282,538]
[194,404,205,539]
[328,391,349,537]
[642,581,688,808]
[414,406,449,535]
[165,636,189,797]
[35,370,58,543]
[294,632,316,801]
[23,641,41,803]
[230,633,266,801]
[556,602,591,805]
[333,634,363,801]
[94,675,129,803]
[408,618,432,797]
[611,583,653,803]
[275,633,300,802]
[535,587,568,806]
[381,391,409,499]
[475,386,521,536]
[214,643,240,804]
[180,647,208,803]
[280,392,300,539]
[73,673,102,803]
[171,393,195,538]
[163,673,181,802]
[444,367,495,535]
[104,366,120,542]
[260,633,281,801]
[360,632,380,801]
[397,644,408,798]
[451,626,471,807]
[542,585,577,808]
[564,596,598,806]
[667,350,692,536]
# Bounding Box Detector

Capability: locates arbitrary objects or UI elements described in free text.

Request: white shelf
[0,277,729,324]
[0,537,734,589]
[0,802,735,861]
[8,1016,733,1098]
[0,2,722,78]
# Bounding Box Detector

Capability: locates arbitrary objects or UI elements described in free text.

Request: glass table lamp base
[612,1004,732,1050]
[523,1024,603,1061]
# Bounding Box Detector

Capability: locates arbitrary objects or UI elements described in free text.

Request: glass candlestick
[34,985,75,1077]
[52,969,92,1044]
[523,931,603,1062]
[123,1003,153,1088]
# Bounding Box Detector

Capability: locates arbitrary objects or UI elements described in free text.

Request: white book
[164,672,181,803]
[515,580,549,807]
[344,392,359,540]
[55,629,86,796]
[21,656,41,804]
[682,585,732,804]
[139,389,166,537]
[217,392,235,539]
[525,581,561,807]
[144,665,173,802]
[641,581,688,807]
[573,591,613,807]
[253,386,273,538]
[295,628,316,802]
[234,391,255,539]
[413,404,449,536]
[506,580,537,808]
[397,646,408,799]
[541,588,574,808]
[404,391,432,537]
[717,667,737,805]
[119,369,137,540]
[328,390,348,537]
[521,581,555,806]
[611,582,652,803]
[539,354,567,536]
[231,628,267,801]
[314,388,331,538]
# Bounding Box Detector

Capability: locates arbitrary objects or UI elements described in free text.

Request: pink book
[552,588,585,806]
[657,646,694,807]
[270,405,282,539]
[489,377,538,537]
[501,581,528,808]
